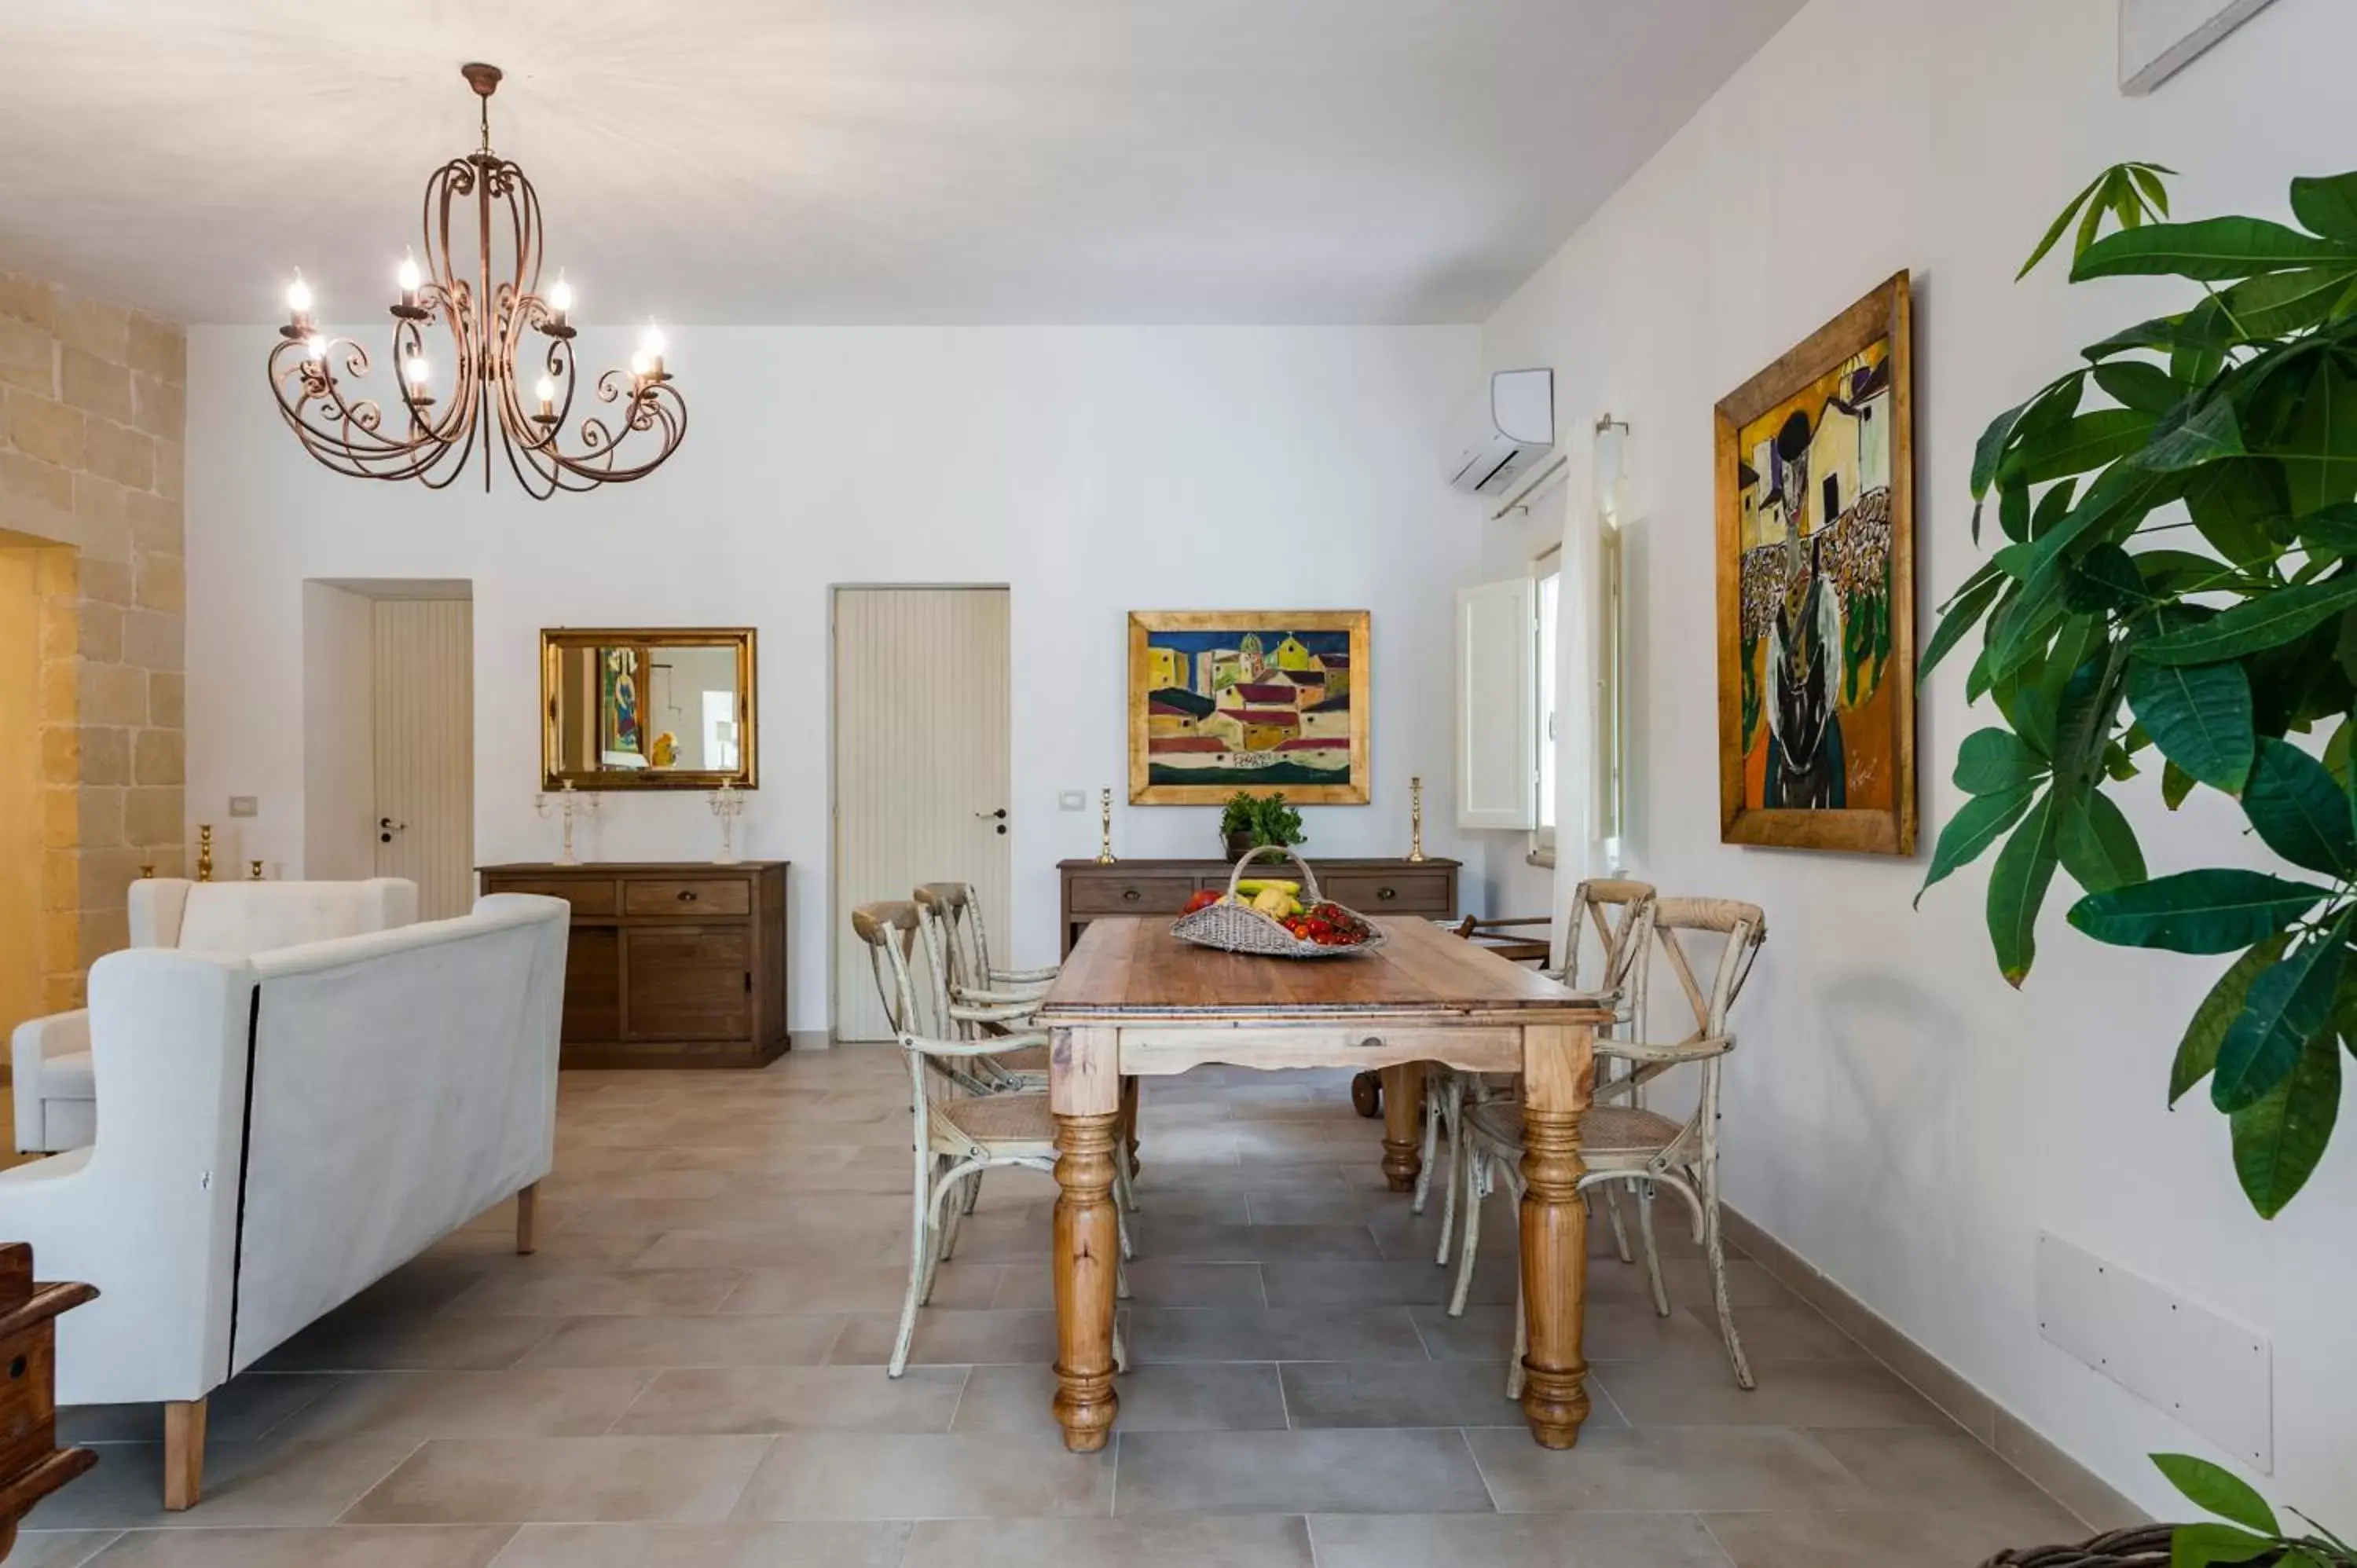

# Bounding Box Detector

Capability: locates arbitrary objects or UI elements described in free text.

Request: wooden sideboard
[1057,857,1460,956]
[0,1244,96,1554]
[477,861,790,1069]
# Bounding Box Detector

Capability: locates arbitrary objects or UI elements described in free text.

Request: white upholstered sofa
[12,877,418,1154]
[0,892,567,1508]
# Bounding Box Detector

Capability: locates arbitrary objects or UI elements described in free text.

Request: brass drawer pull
[1122,888,1142,903]
[676,889,698,903]
[1378,887,1398,900]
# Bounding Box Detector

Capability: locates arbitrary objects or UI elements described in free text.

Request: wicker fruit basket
[1979,1526,2205,1567]
[1170,845,1386,959]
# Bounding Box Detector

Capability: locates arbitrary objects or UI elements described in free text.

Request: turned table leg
[1050,1026,1121,1452]
[1518,1021,1595,1447]
[1380,1062,1424,1192]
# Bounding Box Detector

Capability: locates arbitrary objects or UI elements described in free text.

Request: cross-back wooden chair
[1453,896,1767,1394]
[912,883,1052,1089]
[851,899,1130,1378]
[1412,881,1658,1271]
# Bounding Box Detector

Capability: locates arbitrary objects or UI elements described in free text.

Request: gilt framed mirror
[541,628,757,789]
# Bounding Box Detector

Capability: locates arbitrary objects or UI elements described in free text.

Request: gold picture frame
[1714,272,1915,855]
[1127,610,1371,805]
[541,627,759,790]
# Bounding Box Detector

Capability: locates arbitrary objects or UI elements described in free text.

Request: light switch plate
[228,796,258,818]
[1058,791,1087,811]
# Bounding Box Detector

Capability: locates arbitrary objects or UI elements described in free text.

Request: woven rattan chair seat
[988,1042,1050,1075]
[937,1090,1057,1148]
[1464,1100,1683,1157]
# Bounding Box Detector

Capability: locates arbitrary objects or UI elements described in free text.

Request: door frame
[827,582,1014,1045]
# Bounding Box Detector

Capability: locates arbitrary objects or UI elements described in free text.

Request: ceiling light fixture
[268,63,686,496]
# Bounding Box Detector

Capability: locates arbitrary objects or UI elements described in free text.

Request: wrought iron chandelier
[269,63,685,497]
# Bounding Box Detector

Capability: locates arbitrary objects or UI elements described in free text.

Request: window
[1532,548,1560,866]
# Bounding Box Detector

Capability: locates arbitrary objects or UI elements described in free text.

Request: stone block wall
[0,270,185,1010]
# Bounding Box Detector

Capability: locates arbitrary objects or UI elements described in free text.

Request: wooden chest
[1056,857,1460,957]
[477,862,791,1069]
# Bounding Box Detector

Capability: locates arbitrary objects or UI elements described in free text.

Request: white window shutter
[1456,577,1537,830]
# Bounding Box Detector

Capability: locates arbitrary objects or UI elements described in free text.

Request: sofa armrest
[12,1011,90,1152]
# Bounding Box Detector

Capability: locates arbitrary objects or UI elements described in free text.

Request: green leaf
[1916,785,2036,909]
[2218,266,2357,339]
[2058,789,2146,894]
[2242,737,2357,876]
[1919,570,2007,687]
[1972,393,2037,503]
[2001,409,2157,486]
[2130,163,2173,218]
[1996,675,2057,757]
[2183,460,2290,568]
[2093,358,2186,414]
[2168,1522,2281,1567]
[2174,936,2293,1105]
[2214,909,2351,1112]
[2276,353,2357,519]
[2153,1456,2282,1538]
[1955,728,2048,795]
[2073,216,2357,282]
[2125,658,2256,793]
[2033,478,2080,539]
[2065,544,2150,613]
[2165,758,2198,808]
[2135,397,2246,471]
[2068,868,2330,954]
[2297,501,2357,559]
[1987,792,2061,987]
[2290,171,2357,244]
[1998,481,2030,544]
[2135,576,2357,665]
[2018,170,2109,280]
[2231,1020,2343,1217]
[2084,317,2190,361]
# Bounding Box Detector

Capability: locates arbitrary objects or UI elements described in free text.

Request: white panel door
[1456,577,1538,830]
[834,587,1013,1042]
[372,599,475,920]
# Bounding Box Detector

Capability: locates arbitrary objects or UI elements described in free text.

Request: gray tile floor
[26,1050,2091,1565]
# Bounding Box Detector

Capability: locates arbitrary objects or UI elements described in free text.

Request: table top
[1035,915,1607,1024]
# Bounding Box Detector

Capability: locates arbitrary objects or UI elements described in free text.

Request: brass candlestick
[1095,789,1118,864]
[1407,775,1428,863]
[195,824,214,882]
[248,859,266,881]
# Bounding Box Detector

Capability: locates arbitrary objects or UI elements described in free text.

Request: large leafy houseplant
[1923,164,2357,1218]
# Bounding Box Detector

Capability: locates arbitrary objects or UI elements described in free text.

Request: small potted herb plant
[1981,1455,2352,1566]
[1220,791,1306,860]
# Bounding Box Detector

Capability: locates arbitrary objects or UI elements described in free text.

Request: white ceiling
[0,0,1802,325]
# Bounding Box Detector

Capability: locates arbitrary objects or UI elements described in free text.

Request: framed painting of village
[1127,610,1371,805]
[1714,271,1916,855]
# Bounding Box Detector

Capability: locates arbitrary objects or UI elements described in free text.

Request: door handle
[379,816,406,844]
[975,808,1007,819]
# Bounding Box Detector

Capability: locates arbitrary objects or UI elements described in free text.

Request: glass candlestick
[709,781,746,865]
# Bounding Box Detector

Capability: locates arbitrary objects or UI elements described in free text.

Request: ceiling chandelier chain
[267,62,685,498]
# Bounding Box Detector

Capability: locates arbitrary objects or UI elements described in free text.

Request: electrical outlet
[1058,791,1086,811]
[228,796,258,818]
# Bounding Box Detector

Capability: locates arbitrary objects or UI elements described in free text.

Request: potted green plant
[1981,1455,2352,1566]
[1923,162,2357,1218]
[1219,791,1306,860]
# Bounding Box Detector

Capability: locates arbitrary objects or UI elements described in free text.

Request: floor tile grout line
[1693,1513,1749,1567]
[942,1364,975,1434]
[328,1435,432,1526]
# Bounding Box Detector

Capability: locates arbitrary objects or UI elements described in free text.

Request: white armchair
[0,893,566,1508]
[12,877,417,1154]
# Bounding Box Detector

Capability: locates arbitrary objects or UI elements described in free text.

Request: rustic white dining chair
[852,899,1130,1379]
[1453,896,1767,1394]
[914,883,1052,1088]
[1412,880,1657,1270]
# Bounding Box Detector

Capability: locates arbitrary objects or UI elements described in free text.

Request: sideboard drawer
[1319,870,1455,914]
[625,878,753,918]
[1069,877,1200,915]
[491,877,618,917]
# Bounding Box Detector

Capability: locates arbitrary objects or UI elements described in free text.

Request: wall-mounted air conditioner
[1446,368,1554,496]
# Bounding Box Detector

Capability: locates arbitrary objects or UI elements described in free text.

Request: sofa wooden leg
[163,1397,207,1511]
[515,1182,539,1256]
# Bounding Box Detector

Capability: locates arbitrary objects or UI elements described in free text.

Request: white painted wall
[186,326,1482,1030]
[1480,0,2353,1522]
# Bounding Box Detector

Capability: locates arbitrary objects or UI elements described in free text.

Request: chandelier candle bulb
[640,324,667,381]
[533,374,558,423]
[282,270,313,337]
[394,248,425,317]
[544,273,575,338]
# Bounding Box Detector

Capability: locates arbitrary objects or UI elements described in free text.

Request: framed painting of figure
[1127,610,1371,805]
[1715,272,1915,855]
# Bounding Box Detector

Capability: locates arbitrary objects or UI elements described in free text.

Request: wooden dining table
[1032,914,1617,1453]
